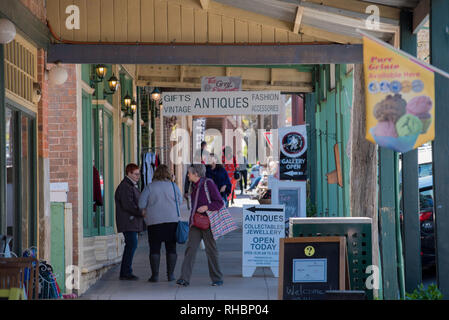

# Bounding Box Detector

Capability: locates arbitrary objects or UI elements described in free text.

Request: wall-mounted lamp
[95,64,108,80]
[123,92,132,111]
[0,19,16,44]
[151,87,161,101]
[49,62,68,86]
[91,65,119,97]
[130,100,137,115]
[103,73,119,96]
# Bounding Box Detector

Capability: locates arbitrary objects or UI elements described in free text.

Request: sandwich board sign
[278,237,347,300]
[279,125,307,180]
[242,205,285,277]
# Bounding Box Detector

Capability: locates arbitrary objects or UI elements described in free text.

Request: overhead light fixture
[151,87,161,101]
[0,19,16,44]
[48,62,68,86]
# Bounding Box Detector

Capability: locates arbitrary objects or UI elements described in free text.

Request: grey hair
[188,164,206,178]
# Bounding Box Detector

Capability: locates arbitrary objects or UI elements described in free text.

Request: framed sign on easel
[268,178,306,236]
[278,237,347,300]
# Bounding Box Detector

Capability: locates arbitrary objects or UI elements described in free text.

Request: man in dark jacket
[115,163,145,280]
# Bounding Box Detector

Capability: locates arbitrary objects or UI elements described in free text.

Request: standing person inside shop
[139,165,182,282]
[236,151,248,195]
[206,153,232,207]
[222,146,238,206]
[176,164,224,287]
[115,163,145,280]
[184,141,208,203]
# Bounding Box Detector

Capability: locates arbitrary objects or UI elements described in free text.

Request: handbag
[192,212,210,230]
[191,178,210,230]
[204,179,238,240]
[172,182,189,244]
[234,171,241,181]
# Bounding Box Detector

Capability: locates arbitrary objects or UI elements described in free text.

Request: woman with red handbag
[176,164,225,287]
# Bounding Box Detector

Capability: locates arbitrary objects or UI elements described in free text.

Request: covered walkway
[79,195,278,300]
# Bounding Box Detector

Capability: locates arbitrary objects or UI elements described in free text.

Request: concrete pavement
[80,193,279,300]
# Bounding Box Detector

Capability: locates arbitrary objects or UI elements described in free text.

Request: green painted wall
[50,202,65,293]
[306,65,353,217]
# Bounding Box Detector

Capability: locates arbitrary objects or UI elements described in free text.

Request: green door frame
[4,97,37,253]
[83,95,115,237]
[82,90,94,237]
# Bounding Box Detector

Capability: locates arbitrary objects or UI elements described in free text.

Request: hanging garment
[93,166,103,211]
[142,152,155,186]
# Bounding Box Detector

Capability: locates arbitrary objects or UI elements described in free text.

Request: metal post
[400,10,422,293]
[430,0,449,299]
[378,148,399,299]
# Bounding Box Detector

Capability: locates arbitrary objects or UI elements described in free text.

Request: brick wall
[20,0,47,24]
[48,63,79,264]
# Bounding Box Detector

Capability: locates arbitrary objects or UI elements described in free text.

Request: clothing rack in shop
[141,146,169,153]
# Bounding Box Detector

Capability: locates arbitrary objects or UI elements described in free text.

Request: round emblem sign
[281,132,306,157]
[304,246,315,257]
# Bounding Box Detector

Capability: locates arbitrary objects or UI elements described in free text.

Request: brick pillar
[37,49,51,261]
[48,64,79,266]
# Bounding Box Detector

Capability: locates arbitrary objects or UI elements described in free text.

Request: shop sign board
[161,91,281,116]
[279,125,307,180]
[363,33,435,153]
[278,237,347,300]
[201,76,242,92]
[242,205,285,278]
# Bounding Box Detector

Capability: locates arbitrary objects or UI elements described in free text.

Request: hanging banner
[201,76,242,92]
[363,35,435,153]
[161,91,281,116]
[279,125,307,181]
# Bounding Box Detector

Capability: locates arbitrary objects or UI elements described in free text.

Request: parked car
[400,175,435,269]
[418,175,435,269]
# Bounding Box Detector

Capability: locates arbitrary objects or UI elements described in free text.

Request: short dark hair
[201,141,207,147]
[125,163,139,175]
[153,164,172,181]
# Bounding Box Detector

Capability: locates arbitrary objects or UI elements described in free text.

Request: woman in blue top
[206,153,232,207]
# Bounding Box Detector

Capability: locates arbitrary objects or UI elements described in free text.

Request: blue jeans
[248,176,262,190]
[120,231,138,276]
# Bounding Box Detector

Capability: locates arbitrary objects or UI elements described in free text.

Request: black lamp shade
[130,100,137,113]
[95,64,108,80]
[108,74,119,92]
[123,92,132,108]
[151,87,161,101]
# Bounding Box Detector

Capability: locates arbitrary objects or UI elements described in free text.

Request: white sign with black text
[242,205,285,278]
[162,91,281,116]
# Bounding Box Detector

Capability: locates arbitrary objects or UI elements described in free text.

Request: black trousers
[147,223,177,255]
[239,170,248,190]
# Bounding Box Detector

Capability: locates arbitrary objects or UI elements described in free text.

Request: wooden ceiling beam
[277,0,400,20]
[300,25,363,44]
[293,5,305,34]
[138,65,312,83]
[136,80,314,93]
[200,0,210,10]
